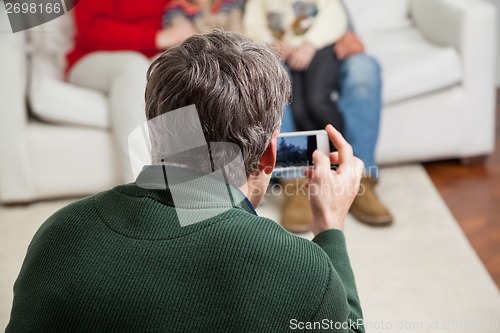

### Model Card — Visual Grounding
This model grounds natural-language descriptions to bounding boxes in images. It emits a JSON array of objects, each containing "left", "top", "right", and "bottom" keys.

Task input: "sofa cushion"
[
  {"left": 28, "top": 13, "right": 109, "bottom": 128},
  {"left": 362, "top": 28, "right": 463, "bottom": 104},
  {"left": 29, "top": 77, "right": 110, "bottom": 129},
  {"left": 343, "top": 0, "right": 411, "bottom": 34}
]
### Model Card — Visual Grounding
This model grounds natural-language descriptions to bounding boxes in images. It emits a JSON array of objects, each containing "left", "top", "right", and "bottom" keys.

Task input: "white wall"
[{"left": 484, "top": 0, "right": 500, "bottom": 86}]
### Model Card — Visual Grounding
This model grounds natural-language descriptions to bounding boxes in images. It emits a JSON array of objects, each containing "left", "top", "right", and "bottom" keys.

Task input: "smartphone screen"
[{"left": 276, "top": 135, "right": 318, "bottom": 168}]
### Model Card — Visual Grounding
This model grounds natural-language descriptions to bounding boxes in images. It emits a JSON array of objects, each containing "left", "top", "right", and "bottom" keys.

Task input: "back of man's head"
[{"left": 145, "top": 30, "right": 291, "bottom": 179}]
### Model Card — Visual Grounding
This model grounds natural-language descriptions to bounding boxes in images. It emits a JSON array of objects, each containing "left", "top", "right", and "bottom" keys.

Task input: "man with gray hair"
[{"left": 7, "top": 30, "right": 365, "bottom": 332}]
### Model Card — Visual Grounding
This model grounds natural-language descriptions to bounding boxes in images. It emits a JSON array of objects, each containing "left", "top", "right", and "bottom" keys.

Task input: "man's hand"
[
  {"left": 272, "top": 41, "right": 292, "bottom": 61},
  {"left": 155, "top": 23, "right": 197, "bottom": 50},
  {"left": 305, "top": 125, "right": 364, "bottom": 235},
  {"left": 334, "top": 32, "right": 365, "bottom": 60},
  {"left": 287, "top": 42, "right": 316, "bottom": 71}
]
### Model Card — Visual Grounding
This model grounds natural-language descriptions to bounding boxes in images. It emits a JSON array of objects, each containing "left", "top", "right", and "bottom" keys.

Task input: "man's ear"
[{"left": 259, "top": 129, "right": 279, "bottom": 175}]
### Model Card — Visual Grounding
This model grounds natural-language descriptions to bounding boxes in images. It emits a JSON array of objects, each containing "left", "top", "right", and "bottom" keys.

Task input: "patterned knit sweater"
[
  {"left": 6, "top": 166, "right": 364, "bottom": 332},
  {"left": 244, "top": 0, "right": 347, "bottom": 49}
]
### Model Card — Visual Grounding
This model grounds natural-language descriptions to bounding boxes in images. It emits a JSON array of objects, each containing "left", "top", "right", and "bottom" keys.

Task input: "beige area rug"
[
  {"left": 1, "top": 164, "right": 499, "bottom": 332},
  {"left": 257, "top": 164, "right": 500, "bottom": 332}
]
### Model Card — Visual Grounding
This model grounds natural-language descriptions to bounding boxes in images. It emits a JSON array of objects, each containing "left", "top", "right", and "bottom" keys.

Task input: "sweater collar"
[{"left": 122, "top": 165, "right": 257, "bottom": 217}]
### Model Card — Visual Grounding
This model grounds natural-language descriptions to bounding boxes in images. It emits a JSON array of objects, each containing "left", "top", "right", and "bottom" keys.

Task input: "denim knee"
[{"left": 341, "top": 54, "right": 382, "bottom": 92}]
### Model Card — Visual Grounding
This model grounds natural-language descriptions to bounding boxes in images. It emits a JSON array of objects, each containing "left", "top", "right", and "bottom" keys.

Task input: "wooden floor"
[{"left": 424, "top": 89, "right": 500, "bottom": 289}]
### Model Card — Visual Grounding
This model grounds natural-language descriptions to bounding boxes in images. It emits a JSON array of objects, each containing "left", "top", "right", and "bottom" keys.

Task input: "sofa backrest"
[
  {"left": 28, "top": 12, "right": 74, "bottom": 81},
  {"left": 343, "top": 0, "right": 411, "bottom": 35},
  {"left": 25, "top": 1, "right": 412, "bottom": 79}
]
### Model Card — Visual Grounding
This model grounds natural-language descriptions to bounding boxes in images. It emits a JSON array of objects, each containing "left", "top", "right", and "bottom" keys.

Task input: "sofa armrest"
[
  {"left": 0, "top": 7, "right": 35, "bottom": 202},
  {"left": 0, "top": 8, "right": 28, "bottom": 129},
  {"left": 411, "top": 0, "right": 497, "bottom": 156},
  {"left": 411, "top": 0, "right": 496, "bottom": 52}
]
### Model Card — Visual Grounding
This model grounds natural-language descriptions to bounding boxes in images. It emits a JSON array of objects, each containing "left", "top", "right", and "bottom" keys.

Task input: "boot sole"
[{"left": 349, "top": 209, "right": 393, "bottom": 226}]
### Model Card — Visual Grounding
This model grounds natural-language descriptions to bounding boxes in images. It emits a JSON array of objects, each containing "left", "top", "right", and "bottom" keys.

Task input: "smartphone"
[{"left": 275, "top": 130, "right": 330, "bottom": 171}]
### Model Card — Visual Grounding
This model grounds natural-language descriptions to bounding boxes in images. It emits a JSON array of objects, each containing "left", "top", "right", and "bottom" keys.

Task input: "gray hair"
[{"left": 144, "top": 30, "right": 291, "bottom": 181}]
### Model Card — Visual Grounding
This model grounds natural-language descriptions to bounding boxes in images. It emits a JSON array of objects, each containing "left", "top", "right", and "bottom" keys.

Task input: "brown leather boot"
[
  {"left": 280, "top": 179, "right": 312, "bottom": 233},
  {"left": 350, "top": 176, "right": 393, "bottom": 226}
]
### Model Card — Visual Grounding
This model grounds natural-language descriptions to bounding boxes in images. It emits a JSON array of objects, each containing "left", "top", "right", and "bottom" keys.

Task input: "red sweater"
[{"left": 66, "top": 0, "right": 167, "bottom": 72}]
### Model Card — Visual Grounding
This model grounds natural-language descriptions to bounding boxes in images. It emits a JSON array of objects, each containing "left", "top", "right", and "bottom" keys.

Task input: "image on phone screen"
[{"left": 276, "top": 135, "right": 317, "bottom": 168}]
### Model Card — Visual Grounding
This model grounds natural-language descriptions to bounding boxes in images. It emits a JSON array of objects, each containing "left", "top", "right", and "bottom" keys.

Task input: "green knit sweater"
[{"left": 7, "top": 166, "right": 364, "bottom": 333}]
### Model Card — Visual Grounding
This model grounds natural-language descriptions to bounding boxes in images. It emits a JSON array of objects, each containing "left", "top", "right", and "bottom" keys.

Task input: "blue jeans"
[
  {"left": 280, "top": 104, "right": 296, "bottom": 133},
  {"left": 338, "top": 54, "right": 382, "bottom": 175},
  {"left": 280, "top": 64, "right": 296, "bottom": 134},
  {"left": 280, "top": 53, "right": 382, "bottom": 175}
]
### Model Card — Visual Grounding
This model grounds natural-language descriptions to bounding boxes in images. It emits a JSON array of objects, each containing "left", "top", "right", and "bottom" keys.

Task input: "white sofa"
[{"left": 0, "top": 0, "right": 497, "bottom": 203}]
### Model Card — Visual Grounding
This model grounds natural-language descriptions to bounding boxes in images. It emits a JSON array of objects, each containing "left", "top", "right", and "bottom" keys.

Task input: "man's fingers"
[
  {"left": 333, "top": 43, "right": 340, "bottom": 56},
  {"left": 287, "top": 55, "right": 296, "bottom": 70},
  {"left": 304, "top": 168, "right": 311, "bottom": 179},
  {"left": 295, "top": 57, "right": 306, "bottom": 71},
  {"left": 334, "top": 44, "right": 346, "bottom": 60},
  {"left": 289, "top": 57, "right": 302, "bottom": 71},
  {"left": 312, "top": 150, "right": 331, "bottom": 178},
  {"left": 354, "top": 157, "right": 364, "bottom": 178},
  {"left": 325, "top": 125, "right": 354, "bottom": 169},
  {"left": 352, "top": 157, "right": 365, "bottom": 193},
  {"left": 330, "top": 152, "right": 340, "bottom": 165}
]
